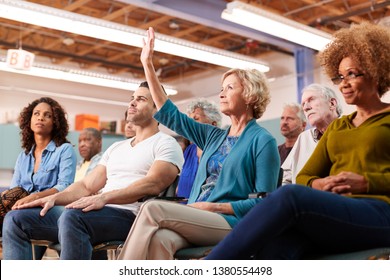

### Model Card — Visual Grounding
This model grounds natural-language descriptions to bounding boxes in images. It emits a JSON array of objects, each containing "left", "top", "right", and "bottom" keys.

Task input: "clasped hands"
[{"left": 312, "top": 171, "right": 368, "bottom": 194}]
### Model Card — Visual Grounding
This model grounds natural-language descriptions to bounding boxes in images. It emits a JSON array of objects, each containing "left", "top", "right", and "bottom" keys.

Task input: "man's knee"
[{"left": 58, "top": 208, "right": 83, "bottom": 228}]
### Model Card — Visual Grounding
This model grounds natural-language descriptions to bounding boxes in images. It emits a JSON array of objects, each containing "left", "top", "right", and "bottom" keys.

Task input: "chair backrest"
[
  {"left": 277, "top": 167, "right": 283, "bottom": 187},
  {"left": 157, "top": 176, "right": 179, "bottom": 198},
  {"left": 138, "top": 176, "right": 180, "bottom": 202}
]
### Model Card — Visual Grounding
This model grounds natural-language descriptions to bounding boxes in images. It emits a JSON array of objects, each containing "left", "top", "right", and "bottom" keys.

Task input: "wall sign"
[{"left": 6, "top": 49, "right": 35, "bottom": 70}]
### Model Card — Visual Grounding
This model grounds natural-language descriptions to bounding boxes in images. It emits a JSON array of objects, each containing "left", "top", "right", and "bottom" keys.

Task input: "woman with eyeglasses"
[{"left": 205, "top": 22, "right": 390, "bottom": 260}]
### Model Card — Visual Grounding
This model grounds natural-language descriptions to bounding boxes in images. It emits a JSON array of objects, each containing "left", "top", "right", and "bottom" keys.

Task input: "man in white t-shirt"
[
  {"left": 281, "top": 83, "right": 342, "bottom": 185},
  {"left": 3, "top": 82, "right": 184, "bottom": 260}
]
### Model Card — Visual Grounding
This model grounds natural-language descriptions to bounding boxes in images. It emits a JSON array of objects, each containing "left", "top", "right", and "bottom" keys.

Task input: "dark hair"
[
  {"left": 139, "top": 81, "right": 167, "bottom": 95},
  {"left": 19, "top": 97, "right": 70, "bottom": 153}
]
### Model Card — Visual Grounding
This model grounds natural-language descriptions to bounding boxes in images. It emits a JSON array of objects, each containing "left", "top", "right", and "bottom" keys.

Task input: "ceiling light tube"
[
  {"left": 0, "top": 0, "right": 269, "bottom": 72},
  {"left": 221, "top": 1, "right": 332, "bottom": 51},
  {"left": 0, "top": 60, "right": 177, "bottom": 95},
  {"left": 0, "top": 85, "right": 130, "bottom": 107}
]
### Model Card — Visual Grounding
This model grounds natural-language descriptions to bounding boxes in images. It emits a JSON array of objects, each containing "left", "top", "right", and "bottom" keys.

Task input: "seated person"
[
  {"left": 278, "top": 103, "right": 306, "bottom": 165},
  {"left": 2, "top": 82, "right": 184, "bottom": 260},
  {"left": 177, "top": 99, "right": 222, "bottom": 199},
  {"left": 74, "top": 127, "right": 103, "bottom": 182},
  {"left": 0, "top": 97, "right": 76, "bottom": 233},
  {"left": 205, "top": 22, "right": 390, "bottom": 260},
  {"left": 282, "top": 84, "right": 341, "bottom": 185},
  {"left": 116, "top": 27, "right": 280, "bottom": 260},
  {"left": 124, "top": 110, "right": 136, "bottom": 139},
  {"left": 174, "top": 135, "right": 190, "bottom": 153}
]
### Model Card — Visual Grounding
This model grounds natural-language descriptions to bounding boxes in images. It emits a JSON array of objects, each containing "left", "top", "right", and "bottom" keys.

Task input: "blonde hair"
[{"left": 222, "top": 68, "right": 271, "bottom": 119}]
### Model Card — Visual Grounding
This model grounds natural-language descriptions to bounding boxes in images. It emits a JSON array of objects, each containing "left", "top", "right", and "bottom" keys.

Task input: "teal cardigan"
[{"left": 154, "top": 100, "right": 280, "bottom": 227}]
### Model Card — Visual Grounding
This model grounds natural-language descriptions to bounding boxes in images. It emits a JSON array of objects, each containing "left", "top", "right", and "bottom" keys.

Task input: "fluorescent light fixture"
[
  {"left": 0, "top": 0, "right": 269, "bottom": 72},
  {"left": 0, "top": 60, "right": 178, "bottom": 95},
  {"left": 222, "top": 1, "right": 332, "bottom": 51},
  {"left": 0, "top": 85, "right": 130, "bottom": 107}
]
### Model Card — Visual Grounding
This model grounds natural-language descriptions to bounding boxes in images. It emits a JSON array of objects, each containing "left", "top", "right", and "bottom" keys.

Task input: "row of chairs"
[
  {"left": 29, "top": 170, "right": 390, "bottom": 260},
  {"left": 30, "top": 177, "right": 181, "bottom": 260}
]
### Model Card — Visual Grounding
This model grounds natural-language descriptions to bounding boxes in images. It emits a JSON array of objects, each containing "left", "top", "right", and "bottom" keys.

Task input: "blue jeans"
[
  {"left": 3, "top": 205, "right": 136, "bottom": 260},
  {"left": 3, "top": 206, "right": 64, "bottom": 260},
  {"left": 205, "top": 185, "right": 390, "bottom": 259}
]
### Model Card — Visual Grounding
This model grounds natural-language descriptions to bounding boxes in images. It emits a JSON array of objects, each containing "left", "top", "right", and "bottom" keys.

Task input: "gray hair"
[
  {"left": 283, "top": 102, "right": 307, "bottom": 123},
  {"left": 302, "top": 83, "right": 343, "bottom": 117},
  {"left": 186, "top": 99, "right": 222, "bottom": 127},
  {"left": 83, "top": 127, "right": 102, "bottom": 141}
]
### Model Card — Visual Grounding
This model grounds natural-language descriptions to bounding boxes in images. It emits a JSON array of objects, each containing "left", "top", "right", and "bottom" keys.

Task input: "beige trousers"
[{"left": 117, "top": 200, "right": 232, "bottom": 260}]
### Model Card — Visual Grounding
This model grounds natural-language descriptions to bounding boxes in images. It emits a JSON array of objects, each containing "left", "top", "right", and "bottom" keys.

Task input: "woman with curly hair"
[
  {"left": 205, "top": 22, "right": 390, "bottom": 260},
  {"left": 0, "top": 97, "right": 76, "bottom": 229},
  {"left": 117, "top": 27, "right": 280, "bottom": 260}
]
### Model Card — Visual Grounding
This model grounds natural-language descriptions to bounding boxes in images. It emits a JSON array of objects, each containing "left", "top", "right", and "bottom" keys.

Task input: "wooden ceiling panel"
[{"left": 0, "top": 0, "right": 389, "bottom": 83}]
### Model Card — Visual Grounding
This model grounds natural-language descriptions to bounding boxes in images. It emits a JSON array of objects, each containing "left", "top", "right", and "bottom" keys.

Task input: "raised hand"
[{"left": 140, "top": 27, "right": 155, "bottom": 66}]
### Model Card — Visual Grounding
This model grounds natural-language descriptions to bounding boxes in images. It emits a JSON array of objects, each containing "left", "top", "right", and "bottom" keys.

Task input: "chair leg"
[
  {"left": 30, "top": 239, "right": 52, "bottom": 260},
  {"left": 107, "top": 249, "right": 115, "bottom": 260},
  {"left": 31, "top": 244, "right": 37, "bottom": 260}
]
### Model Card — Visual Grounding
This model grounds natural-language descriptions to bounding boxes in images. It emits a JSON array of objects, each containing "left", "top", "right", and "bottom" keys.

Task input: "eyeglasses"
[{"left": 331, "top": 72, "right": 364, "bottom": 85}]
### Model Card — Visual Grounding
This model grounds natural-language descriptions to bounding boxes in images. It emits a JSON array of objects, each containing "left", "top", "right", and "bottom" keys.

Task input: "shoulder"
[
  {"left": 59, "top": 142, "right": 73, "bottom": 149},
  {"left": 326, "top": 114, "right": 351, "bottom": 131},
  {"left": 299, "top": 128, "right": 314, "bottom": 139},
  {"left": 55, "top": 142, "right": 75, "bottom": 153},
  {"left": 247, "top": 120, "right": 275, "bottom": 140},
  {"left": 154, "top": 132, "right": 181, "bottom": 147},
  {"left": 107, "top": 139, "right": 128, "bottom": 149}
]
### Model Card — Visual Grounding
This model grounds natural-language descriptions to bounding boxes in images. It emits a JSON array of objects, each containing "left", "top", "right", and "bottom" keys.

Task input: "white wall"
[{"left": 0, "top": 72, "right": 134, "bottom": 133}]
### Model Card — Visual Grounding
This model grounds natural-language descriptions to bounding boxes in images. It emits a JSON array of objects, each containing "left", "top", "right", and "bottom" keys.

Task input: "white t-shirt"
[{"left": 99, "top": 131, "right": 184, "bottom": 215}]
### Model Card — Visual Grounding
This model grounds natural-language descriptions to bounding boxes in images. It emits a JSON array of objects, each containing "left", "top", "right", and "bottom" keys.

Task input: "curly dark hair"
[
  {"left": 19, "top": 97, "right": 70, "bottom": 153},
  {"left": 318, "top": 22, "right": 390, "bottom": 97}
]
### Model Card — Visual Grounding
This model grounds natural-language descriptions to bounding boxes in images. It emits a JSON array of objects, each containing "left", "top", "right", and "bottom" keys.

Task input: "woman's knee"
[
  {"left": 3, "top": 209, "right": 36, "bottom": 232},
  {"left": 269, "top": 184, "right": 303, "bottom": 201},
  {"left": 139, "top": 200, "right": 172, "bottom": 219},
  {"left": 3, "top": 210, "right": 20, "bottom": 233},
  {"left": 140, "top": 200, "right": 166, "bottom": 213},
  {"left": 148, "top": 229, "right": 189, "bottom": 260}
]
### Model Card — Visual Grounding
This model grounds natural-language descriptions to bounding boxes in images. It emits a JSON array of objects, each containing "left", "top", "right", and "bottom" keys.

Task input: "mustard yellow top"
[{"left": 297, "top": 109, "right": 390, "bottom": 204}]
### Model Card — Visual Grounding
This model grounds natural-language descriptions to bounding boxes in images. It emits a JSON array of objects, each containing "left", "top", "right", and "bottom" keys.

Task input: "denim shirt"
[{"left": 10, "top": 140, "right": 77, "bottom": 193}]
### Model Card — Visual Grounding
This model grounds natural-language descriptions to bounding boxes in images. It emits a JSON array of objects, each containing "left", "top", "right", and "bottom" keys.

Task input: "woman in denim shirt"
[{"left": 4, "top": 97, "right": 76, "bottom": 210}]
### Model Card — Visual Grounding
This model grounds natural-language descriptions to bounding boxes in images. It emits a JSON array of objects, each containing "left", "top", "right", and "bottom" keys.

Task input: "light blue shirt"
[{"left": 10, "top": 140, "right": 77, "bottom": 193}]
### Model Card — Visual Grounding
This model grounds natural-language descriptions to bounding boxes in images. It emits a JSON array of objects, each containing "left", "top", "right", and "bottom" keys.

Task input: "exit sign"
[{"left": 6, "top": 49, "right": 35, "bottom": 70}]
